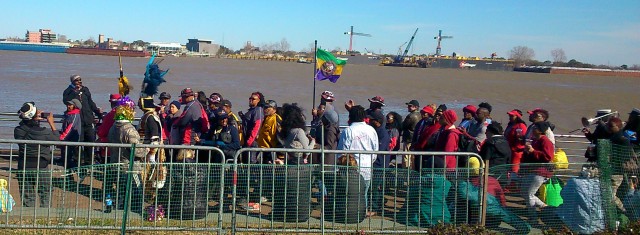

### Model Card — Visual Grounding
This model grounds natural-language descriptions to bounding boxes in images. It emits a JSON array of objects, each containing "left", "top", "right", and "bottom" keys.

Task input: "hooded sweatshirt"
[{"left": 60, "top": 108, "right": 82, "bottom": 141}]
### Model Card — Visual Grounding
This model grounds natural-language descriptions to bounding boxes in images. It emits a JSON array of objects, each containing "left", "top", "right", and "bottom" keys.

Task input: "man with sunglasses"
[{"left": 62, "top": 74, "right": 102, "bottom": 165}]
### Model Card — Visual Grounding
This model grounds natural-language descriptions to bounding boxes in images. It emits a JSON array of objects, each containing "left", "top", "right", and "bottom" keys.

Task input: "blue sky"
[{"left": 2, "top": 0, "right": 639, "bottom": 65}]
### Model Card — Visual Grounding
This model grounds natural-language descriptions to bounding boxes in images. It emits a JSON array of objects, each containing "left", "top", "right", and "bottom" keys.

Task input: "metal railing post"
[{"left": 120, "top": 143, "right": 136, "bottom": 235}]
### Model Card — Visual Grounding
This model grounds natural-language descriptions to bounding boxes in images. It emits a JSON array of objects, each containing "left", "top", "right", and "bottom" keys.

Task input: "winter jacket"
[
  {"left": 402, "top": 110, "right": 421, "bottom": 143},
  {"left": 505, "top": 122, "right": 527, "bottom": 153},
  {"left": 387, "top": 127, "right": 400, "bottom": 151},
  {"left": 60, "top": 109, "right": 82, "bottom": 142},
  {"left": 14, "top": 121, "right": 60, "bottom": 169},
  {"left": 522, "top": 135, "right": 554, "bottom": 178},
  {"left": 62, "top": 85, "right": 101, "bottom": 127},
  {"left": 97, "top": 109, "right": 116, "bottom": 142},
  {"left": 338, "top": 122, "right": 379, "bottom": 181},
  {"left": 257, "top": 114, "right": 281, "bottom": 148},
  {"left": 479, "top": 135, "right": 512, "bottom": 168},
  {"left": 107, "top": 121, "right": 146, "bottom": 164},
  {"left": 433, "top": 125, "right": 462, "bottom": 169},
  {"left": 412, "top": 118, "right": 429, "bottom": 145},
  {"left": 414, "top": 122, "right": 441, "bottom": 151},
  {"left": 209, "top": 125, "right": 241, "bottom": 151},
  {"left": 373, "top": 125, "right": 390, "bottom": 168},
  {"left": 243, "top": 106, "right": 264, "bottom": 147},
  {"left": 174, "top": 100, "right": 207, "bottom": 145}
]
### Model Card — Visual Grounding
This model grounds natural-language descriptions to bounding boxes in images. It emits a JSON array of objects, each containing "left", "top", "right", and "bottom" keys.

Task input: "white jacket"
[{"left": 338, "top": 122, "right": 379, "bottom": 181}]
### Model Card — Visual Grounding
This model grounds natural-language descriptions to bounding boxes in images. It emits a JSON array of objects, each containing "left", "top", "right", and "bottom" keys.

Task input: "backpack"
[{"left": 457, "top": 133, "right": 479, "bottom": 168}]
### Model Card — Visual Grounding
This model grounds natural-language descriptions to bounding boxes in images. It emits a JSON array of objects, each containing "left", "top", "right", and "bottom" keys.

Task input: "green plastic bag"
[{"left": 543, "top": 177, "right": 564, "bottom": 207}]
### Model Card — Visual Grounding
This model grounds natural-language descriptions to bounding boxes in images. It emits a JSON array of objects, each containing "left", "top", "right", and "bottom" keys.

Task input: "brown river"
[{"left": 0, "top": 50, "right": 638, "bottom": 139}]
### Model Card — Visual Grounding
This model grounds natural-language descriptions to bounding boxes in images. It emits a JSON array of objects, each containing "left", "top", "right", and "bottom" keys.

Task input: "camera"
[{"left": 41, "top": 112, "right": 50, "bottom": 118}]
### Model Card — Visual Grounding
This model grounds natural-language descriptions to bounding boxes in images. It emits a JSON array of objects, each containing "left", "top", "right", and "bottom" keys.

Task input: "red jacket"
[
  {"left": 522, "top": 135, "right": 554, "bottom": 177},
  {"left": 97, "top": 109, "right": 116, "bottom": 143},
  {"left": 434, "top": 125, "right": 462, "bottom": 169},
  {"left": 414, "top": 122, "right": 441, "bottom": 151},
  {"left": 505, "top": 122, "right": 527, "bottom": 152}
]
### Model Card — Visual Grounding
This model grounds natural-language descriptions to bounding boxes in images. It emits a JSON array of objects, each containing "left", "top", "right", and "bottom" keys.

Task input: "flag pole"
[{"left": 312, "top": 40, "right": 318, "bottom": 109}]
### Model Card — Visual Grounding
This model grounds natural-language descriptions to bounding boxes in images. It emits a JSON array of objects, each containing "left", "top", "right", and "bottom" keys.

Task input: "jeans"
[{"left": 17, "top": 169, "right": 51, "bottom": 207}]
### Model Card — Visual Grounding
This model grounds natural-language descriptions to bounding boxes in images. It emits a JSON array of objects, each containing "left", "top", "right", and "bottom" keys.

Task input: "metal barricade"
[
  {"left": 229, "top": 148, "right": 485, "bottom": 234},
  {"left": 0, "top": 139, "right": 226, "bottom": 234}
]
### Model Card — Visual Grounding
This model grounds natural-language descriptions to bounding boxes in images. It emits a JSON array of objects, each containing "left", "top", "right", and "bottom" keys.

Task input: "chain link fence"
[{"left": 1, "top": 138, "right": 638, "bottom": 234}]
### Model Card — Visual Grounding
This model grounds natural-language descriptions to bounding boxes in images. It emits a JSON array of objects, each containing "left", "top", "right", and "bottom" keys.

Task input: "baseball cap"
[
  {"left": 321, "top": 91, "right": 335, "bottom": 102},
  {"left": 507, "top": 109, "right": 523, "bottom": 118},
  {"left": 214, "top": 108, "right": 229, "bottom": 120},
  {"left": 159, "top": 92, "right": 171, "bottom": 100},
  {"left": 368, "top": 96, "right": 385, "bottom": 106},
  {"left": 630, "top": 108, "right": 640, "bottom": 116},
  {"left": 181, "top": 88, "right": 194, "bottom": 97},
  {"left": 109, "top": 94, "right": 122, "bottom": 102},
  {"left": 405, "top": 100, "right": 419, "bottom": 107},
  {"left": 220, "top": 99, "right": 232, "bottom": 107},
  {"left": 420, "top": 106, "right": 435, "bottom": 116},
  {"left": 527, "top": 108, "right": 544, "bottom": 115},
  {"left": 367, "top": 111, "right": 385, "bottom": 123},
  {"left": 264, "top": 100, "right": 277, "bottom": 109}
]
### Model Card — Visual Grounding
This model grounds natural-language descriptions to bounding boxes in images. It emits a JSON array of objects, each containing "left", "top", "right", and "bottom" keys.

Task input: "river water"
[{"left": 0, "top": 50, "right": 638, "bottom": 139}]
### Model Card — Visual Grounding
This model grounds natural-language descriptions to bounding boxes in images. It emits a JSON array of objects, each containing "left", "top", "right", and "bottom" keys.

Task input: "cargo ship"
[
  {"left": 0, "top": 41, "right": 70, "bottom": 53},
  {"left": 66, "top": 47, "right": 150, "bottom": 57}
]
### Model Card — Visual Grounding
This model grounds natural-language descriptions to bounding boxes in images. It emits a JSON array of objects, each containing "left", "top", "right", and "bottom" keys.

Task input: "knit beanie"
[{"left": 443, "top": 110, "right": 458, "bottom": 125}]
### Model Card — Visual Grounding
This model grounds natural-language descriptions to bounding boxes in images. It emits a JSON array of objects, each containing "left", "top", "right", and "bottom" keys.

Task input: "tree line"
[{"left": 509, "top": 46, "right": 639, "bottom": 70}]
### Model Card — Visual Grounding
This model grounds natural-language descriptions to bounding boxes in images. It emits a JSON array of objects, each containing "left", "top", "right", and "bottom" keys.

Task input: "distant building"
[
  {"left": 148, "top": 42, "right": 183, "bottom": 55},
  {"left": 39, "top": 29, "right": 56, "bottom": 43},
  {"left": 25, "top": 29, "right": 57, "bottom": 43},
  {"left": 186, "top": 39, "right": 220, "bottom": 55},
  {"left": 26, "top": 31, "right": 41, "bottom": 43}
]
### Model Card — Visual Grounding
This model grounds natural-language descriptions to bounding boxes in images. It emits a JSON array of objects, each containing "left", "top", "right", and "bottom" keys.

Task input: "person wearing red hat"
[
  {"left": 429, "top": 109, "right": 462, "bottom": 169},
  {"left": 174, "top": 88, "right": 209, "bottom": 148},
  {"left": 459, "top": 105, "right": 477, "bottom": 130},
  {"left": 97, "top": 94, "right": 122, "bottom": 143},
  {"left": 505, "top": 109, "right": 527, "bottom": 173},
  {"left": 366, "top": 96, "right": 386, "bottom": 127}
]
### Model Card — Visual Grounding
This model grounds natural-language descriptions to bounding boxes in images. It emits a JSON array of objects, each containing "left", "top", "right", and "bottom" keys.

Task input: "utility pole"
[
  {"left": 343, "top": 26, "right": 371, "bottom": 54},
  {"left": 434, "top": 30, "right": 453, "bottom": 56}
]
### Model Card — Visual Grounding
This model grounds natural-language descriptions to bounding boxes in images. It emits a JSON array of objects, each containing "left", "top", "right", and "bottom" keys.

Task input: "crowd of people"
[{"left": 11, "top": 74, "right": 640, "bottom": 232}]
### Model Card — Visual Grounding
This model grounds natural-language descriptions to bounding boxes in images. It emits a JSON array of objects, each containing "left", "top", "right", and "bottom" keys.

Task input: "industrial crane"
[
  {"left": 344, "top": 26, "right": 371, "bottom": 55},
  {"left": 434, "top": 30, "right": 453, "bottom": 56},
  {"left": 394, "top": 28, "right": 418, "bottom": 63}
]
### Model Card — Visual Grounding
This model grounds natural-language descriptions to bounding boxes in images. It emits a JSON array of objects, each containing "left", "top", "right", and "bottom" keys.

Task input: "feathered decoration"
[
  {"left": 114, "top": 96, "right": 135, "bottom": 122},
  {"left": 118, "top": 53, "right": 133, "bottom": 96},
  {"left": 141, "top": 53, "right": 169, "bottom": 97}
]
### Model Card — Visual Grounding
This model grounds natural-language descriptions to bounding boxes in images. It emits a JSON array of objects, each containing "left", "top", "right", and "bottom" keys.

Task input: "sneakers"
[{"left": 242, "top": 202, "right": 260, "bottom": 211}]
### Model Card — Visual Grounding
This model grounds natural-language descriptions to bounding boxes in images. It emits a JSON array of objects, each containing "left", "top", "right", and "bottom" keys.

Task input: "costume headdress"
[
  {"left": 114, "top": 96, "right": 136, "bottom": 122},
  {"left": 141, "top": 54, "right": 169, "bottom": 97}
]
